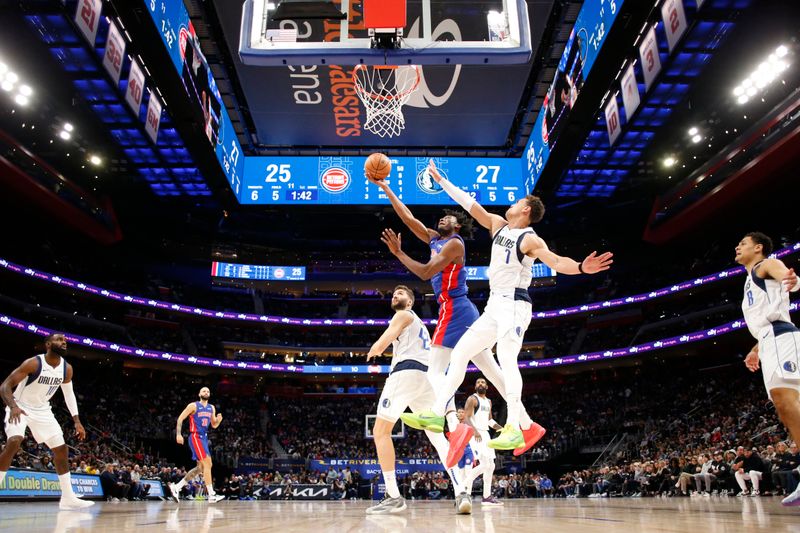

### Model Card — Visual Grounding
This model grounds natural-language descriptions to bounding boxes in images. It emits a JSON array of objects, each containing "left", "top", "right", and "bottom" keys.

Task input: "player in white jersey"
[
  {"left": 401, "top": 159, "right": 612, "bottom": 458},
  {"left": 735, "top": 232, "right": 800, "bottom": 506},
  {"left": 365, "top": 286, "right": 472, "bottom": 515},
  {"left": 460, "top": 378, "right": 504, "bottom": 506},
  {"left": 0, "top": 333, "right": 93, "bottom": 510}
]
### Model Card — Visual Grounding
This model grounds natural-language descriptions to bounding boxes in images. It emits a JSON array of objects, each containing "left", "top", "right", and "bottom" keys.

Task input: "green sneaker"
[
  {"left": 399, "top": 410, "right": 445, "bottom": 432},
  {"left": 488, "top": 424, "right": 524, "bottom": 450}
]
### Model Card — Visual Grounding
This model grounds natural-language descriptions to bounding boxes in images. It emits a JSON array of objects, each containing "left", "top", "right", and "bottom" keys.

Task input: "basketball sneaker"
[
  {"left": 481, "top": 496, "right": 504, "bottom": 506},
  {"left": 455, "top": 492, "right": 472, "bottom": 514},
  {"left": 208, "top": 493, "right": 225, "bottom": 503},
  {"left": 168, "top": 482, "right": 181, "bottom": 503},
  {"left": 399, "top": 410, "right": 445, "bottom": 432},
  {"left": 513, "top": 422, "right": 547, "bottom": 457},
  {"left": 366, "top": 496, "right": 407, "bottom": 514},
  {"left": 781, "top": 484, "right": 800, "bottom": 506},
  {"left": 59, "top": 494, "right": 95, "bottom": 510},
  {"left": 445, "top": 423, "right": 475, "bottom": 469},
  {"left": 488, "top": 424, "right": 524, "bottom": 450}
]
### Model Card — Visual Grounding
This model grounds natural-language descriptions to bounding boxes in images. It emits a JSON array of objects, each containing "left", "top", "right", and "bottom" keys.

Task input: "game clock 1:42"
[{"left": 240, "top": 156, "right": 525, "bottom": 205}]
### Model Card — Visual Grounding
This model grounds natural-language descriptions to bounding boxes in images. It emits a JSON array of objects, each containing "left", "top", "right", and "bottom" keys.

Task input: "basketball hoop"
[{"left": 353, "top": 64, "right": 421, "bottom": 138}]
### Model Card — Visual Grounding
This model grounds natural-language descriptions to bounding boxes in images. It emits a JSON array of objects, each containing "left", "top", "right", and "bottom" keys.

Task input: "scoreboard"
[
  {"left": 211, "top": 262, "right": 306, "bottom": 281},
  {"left": 466, "top": 263, "right": 556, "bottom": 281},
  {"left": 240, "top": 156, "right": 525, "bottom": 205}
]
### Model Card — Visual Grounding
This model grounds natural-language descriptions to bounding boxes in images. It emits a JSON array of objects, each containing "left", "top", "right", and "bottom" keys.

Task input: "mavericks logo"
[
  {"left": 784, "top": 361, "right": 798, "bottom": 373},
  {"left": 320, "top": 167, "right": 351, "bottom": 193},
  {"left": 416, "top": 168, "right": 444, "bottom": 195}
]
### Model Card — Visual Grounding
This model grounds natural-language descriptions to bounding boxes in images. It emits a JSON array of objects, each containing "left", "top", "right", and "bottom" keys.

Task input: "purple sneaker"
[{"left": 481, "top": 496, "right": 504, "bottom": 506}]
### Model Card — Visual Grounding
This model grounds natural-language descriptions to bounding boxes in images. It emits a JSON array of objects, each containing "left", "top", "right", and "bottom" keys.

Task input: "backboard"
[{"left": 239, "top": 0, "right": 531, "bottom": 65}]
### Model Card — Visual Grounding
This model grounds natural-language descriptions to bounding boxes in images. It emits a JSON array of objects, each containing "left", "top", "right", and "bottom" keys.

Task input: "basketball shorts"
[
  {"left": 467, "top": 292, "right": 532, "bottom": 350},
  {"left": 759, "top": 323, "right": 800, "bottom": 399},
  {"left": 458, "top": 444, "right": 474, "bottom": 469},
  {"left": 4, "top": 404, "right": 63, "bottom": 445},
  {"left": 471, "top": 430, "right": 496, "bottom": 461},
  {"left": 189, "top": 433, "right": 210, "bottom": 461},
  {"left": 377, "top": 369, "right": 435, "bottom": 423},
  {"left": 432, "top": 297, "right": 480, "bottom": 349}
]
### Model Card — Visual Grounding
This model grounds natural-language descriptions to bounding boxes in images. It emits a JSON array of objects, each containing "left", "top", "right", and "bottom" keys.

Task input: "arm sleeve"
[
  {"left": 438, "top": 177, "right": 476, "bottom": 212},
  {"left": 61, "top": 381, "right": 79, "bottom": 417}
]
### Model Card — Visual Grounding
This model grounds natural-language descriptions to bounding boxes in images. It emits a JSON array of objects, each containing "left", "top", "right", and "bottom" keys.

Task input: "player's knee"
[
  {"left": 771, "top": 389, "right": 799, "bottom": 413},
  {"left": 45, "top": 435, "right": 66, "bottom": 450},
  {"left": 4, "top": 436, "right": 23, "bottom": 450}
]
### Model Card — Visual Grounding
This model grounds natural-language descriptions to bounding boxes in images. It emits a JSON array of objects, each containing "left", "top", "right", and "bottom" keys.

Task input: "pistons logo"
[
  {"left": 273, "top": 268, "right": 285, "bottom": 279},
  {"left": 320, "top": 167, "right": 351, "bottom": 193}
]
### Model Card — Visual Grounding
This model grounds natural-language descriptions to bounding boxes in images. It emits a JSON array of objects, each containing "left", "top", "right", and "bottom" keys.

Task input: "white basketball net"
[{"left": 353, "top": 65, "right": 421, "bottom": 138}]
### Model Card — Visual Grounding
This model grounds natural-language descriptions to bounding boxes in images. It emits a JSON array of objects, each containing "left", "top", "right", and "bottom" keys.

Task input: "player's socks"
[
  {"left": 0, "top": 471, "right": 6, "bottom": 485},
  {"left": 58, "top": 473, "right": 75, "bottom": 497},
  {"left": 505, "top": 393, "right": 521, "bottom": 428},
  {"left": 383, "top": 470, "right": 401, "bottom": 499}
]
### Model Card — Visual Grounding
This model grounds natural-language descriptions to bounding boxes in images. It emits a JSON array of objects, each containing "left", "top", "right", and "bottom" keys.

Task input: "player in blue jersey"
[
  {"left": 169, "top": 387, "right": 224, "bottom": 503},
  {"left": 369, "top": 175, "right": 545, "bottom": 471}
]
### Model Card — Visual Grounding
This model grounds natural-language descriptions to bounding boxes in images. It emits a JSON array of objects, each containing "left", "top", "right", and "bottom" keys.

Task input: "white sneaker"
[
  {"left": 750, "top": 490, "right": 760, "bottom": 497},
  {"left": 59, "top": 495, "right": 95, "bottom": 510},
  {"left": 208, "top": 493, "right": 225, "bottom": 503},
  {"left": 781, "top": 485, "right": 800, "bottom": 506},
  {"left": 455, "top": 492, "right": 472, "bottom": 514},
  {"left": 168, "top": 483, "right": 181, "bottom": 503}
]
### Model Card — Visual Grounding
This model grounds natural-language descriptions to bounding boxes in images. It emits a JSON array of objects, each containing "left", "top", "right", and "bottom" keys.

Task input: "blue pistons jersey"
[{"left": 189, "top": 402, "right": 214, "bottom": 436}]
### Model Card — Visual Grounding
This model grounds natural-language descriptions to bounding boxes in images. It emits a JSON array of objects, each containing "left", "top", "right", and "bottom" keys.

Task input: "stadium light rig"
[{"left": 733, "top": 44, "right": 791, "bottom": 105}]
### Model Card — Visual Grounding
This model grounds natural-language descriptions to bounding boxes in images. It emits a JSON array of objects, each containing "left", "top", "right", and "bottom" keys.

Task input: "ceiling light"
[
  {"left": 0, "top": 80, "right": 12, "bottom": 92},
  {"left": 63, "top": 123, "right": 74, "bottom": 132},
  {"left": 18, "top": 85, "right": 32, "bottom": 96},
  {"left": 691, "top": 134, "right": 702, "bottom": 143},
  {"left": 59, "top": 130, "right": 71, "bottom": 140},
  {"left": 4, "top": 71, "right": 18, "bottom": 84},
  {"left": 89, "top": 155, "right": 102, "bottom": 166},
  {"left": 663, "top": 157, "right": 676, "bottom": 167},
  {"left": 14, "top": 94, "right": 28, "bottom": 106},
  {"left": 0, "top": 63, "right": 7, "bottom": 75},
  {"left": 776, "top": 45, "right": 788, "bottom": 57},
  {"left": 688, "top": 127, "right": 698, "bottom": 136},
  {"left": 733, "top": 86, "right": 744, "bottom": 96},
  {"left": 746, "top": 86, "right": 757, "bottom": 97}
]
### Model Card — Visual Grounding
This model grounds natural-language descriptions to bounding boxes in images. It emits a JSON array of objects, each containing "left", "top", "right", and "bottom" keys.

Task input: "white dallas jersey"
[
  {"left": 468, "top": 394, "right": 492, "bottom": 432},
  {"left": 14, "top": 354, "right": 66, "bottom": 409},
  {"left": 390, "top": 311, "right": 430, "bottom": 370},
  {"left": 488, "top": 225, "right": 537, "bottom": 292},
  {"left": 742, "top": 261, "right": 792, "bottom": 338}
]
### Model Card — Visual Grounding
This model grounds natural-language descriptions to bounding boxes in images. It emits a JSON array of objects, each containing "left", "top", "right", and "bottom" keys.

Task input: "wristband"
[{"left": 578, "top": 261, "right": 585, "bottom": 274}]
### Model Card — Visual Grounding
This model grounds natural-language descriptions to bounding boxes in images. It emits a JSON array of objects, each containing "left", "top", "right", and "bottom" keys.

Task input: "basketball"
[{"left": 365, "top": 153, "right": 391, "bottom": 180}]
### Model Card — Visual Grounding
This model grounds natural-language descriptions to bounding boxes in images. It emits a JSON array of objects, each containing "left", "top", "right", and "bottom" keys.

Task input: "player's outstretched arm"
[
  {"left": 175, "top": 403, "right": 196, "bottom": 445},
  {"left": 381, "top": 228, "right": 463, "bottom": 280},
  {"left": 427, "top": 159, "right": 506, "bottom": 235},
  {"left": 0, "top": 358, "right": 38, "bottom": 424},
  {"left": 521, "top": 234, "right": 613, "bottom": 275},
  {"left": 367, "top": 175, "right": 438, "bottom": 243},
  {"left": 60, "top": 364, "right": 86, "bottom": 441},
  {"left": 367, "top": 311, "right": 414, "bottom": 361},
  {"left": 757, "top": 259, "right": 799, "bottom": 292}
]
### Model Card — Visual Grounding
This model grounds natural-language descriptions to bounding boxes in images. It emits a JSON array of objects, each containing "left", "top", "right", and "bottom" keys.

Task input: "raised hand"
[
  {"left": 581, "top": 251, "right": 614, "bottom": 274},
  {"left": 427, "top": 159, "right": 443, "bottom": 183},
  {"left": 381, "top": 229, "right": 403, "bottom": 255}
]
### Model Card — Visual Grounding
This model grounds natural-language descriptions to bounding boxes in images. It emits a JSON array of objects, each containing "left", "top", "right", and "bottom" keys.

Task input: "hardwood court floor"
[{"left": 1, "top": 497, "right": 799, "bottom": 532}]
